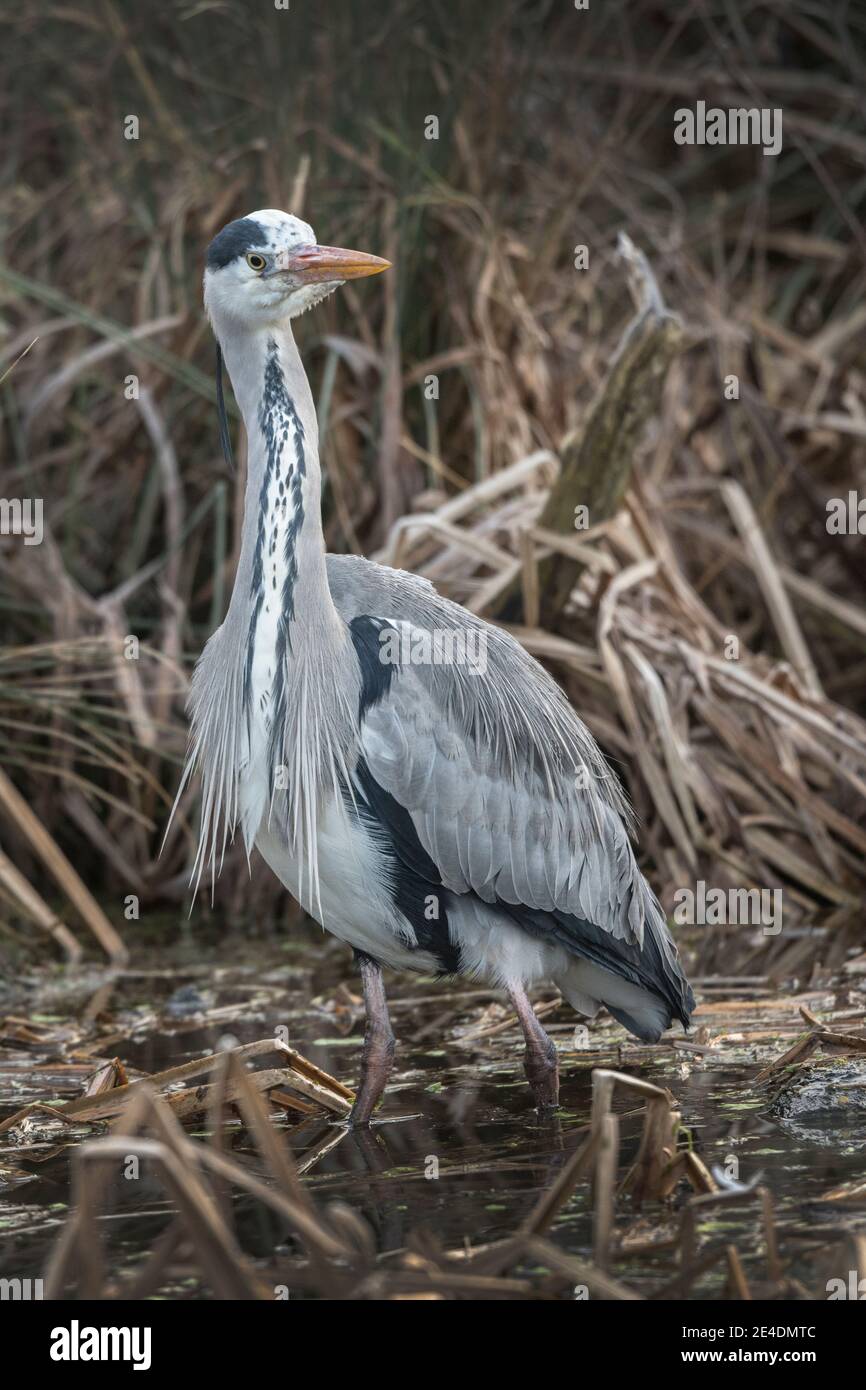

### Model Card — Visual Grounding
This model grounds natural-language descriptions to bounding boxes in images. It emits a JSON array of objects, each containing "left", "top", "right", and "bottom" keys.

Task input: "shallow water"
[{"left": 1, "top": 926, "right": 864, "bottom": 1299}]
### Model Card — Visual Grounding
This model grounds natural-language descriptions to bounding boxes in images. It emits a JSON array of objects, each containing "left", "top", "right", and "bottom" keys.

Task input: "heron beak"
[{"left": 280, "top": 244, "right": 391, "bottom": 284}]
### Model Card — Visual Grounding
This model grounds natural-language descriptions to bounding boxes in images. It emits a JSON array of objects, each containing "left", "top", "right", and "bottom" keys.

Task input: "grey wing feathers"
[
  {"left": 329, "top": 553, "right": 692, "bottom": 1028},
  {"left": 327, "top": 554, "right": 678, "bottom": 963},
  {"left": 361, "top": 664, "right": 654, "bottom": 948}
]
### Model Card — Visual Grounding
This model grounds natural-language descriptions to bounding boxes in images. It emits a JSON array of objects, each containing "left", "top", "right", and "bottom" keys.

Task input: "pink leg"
[
  {"left": 508, "top": 982, "right": 559, "bottom": 1109},
  {"left": 349, "top": 953, "right": 396, "bottom": 1126}
]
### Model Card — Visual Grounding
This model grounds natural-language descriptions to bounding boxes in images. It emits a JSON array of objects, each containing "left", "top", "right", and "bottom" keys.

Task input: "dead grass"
[{"left": 0, "top": 2, "right": 863, "bottom": 986}]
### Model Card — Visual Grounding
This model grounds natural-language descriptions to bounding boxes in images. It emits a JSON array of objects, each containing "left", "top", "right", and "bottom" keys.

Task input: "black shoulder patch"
[
  {"left": 350, "top": 758, "right": 461, "bottom": 975},
  {"left": 349, "top": 615, "right": 399, "bottom": 719},
  {"left": 206, "top": 217, "right": 268, "bottom": 270}
]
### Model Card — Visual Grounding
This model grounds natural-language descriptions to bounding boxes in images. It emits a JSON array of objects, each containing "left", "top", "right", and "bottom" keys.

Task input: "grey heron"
[{"left": 174, "top": 208, "right": 694, "bottom": 1124}]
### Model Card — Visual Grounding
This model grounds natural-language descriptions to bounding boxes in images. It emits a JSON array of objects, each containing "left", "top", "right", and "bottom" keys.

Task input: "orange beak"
[{"left": 280, "top": 244, "right": 391, "bottom": 283}]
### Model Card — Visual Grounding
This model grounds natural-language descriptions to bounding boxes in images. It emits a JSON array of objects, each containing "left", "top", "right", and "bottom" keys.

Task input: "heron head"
[{"left": 203, "top": 209, "right": 390, "bottom": 329}]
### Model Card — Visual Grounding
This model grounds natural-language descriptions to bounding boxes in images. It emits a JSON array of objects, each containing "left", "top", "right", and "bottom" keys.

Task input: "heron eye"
[{"left": 246, "top": 253, "right": 266, "bottom": 272}]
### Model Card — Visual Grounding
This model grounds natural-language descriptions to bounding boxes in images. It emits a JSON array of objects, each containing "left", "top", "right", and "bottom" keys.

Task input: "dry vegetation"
[
  {"left": 0, "top": 0, "right": 865, "bottom": 1303},
  {"left": 1, "top": 0, "right": 864, "bottom": 973}
]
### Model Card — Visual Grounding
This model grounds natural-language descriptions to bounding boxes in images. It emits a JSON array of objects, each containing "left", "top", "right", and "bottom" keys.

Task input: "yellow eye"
[{"left": 246, "top": 253, "right": 266, "bottom": 272}]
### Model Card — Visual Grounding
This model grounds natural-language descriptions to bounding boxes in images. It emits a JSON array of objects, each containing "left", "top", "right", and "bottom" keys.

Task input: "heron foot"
[
  {"left": 523, "top": 1035, "right": 560, "bottom": 1110},
  {"left": 348, "top": 1026, "right": 396, "bottom": 1125}
]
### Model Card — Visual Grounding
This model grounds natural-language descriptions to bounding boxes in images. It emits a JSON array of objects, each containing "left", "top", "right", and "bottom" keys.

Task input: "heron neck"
[{"left": 218, "top": 322, "right": 341, "bottom": 642}]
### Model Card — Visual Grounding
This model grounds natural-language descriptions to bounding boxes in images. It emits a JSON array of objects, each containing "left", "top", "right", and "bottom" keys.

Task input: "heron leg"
[
  {"left": 349, "top": 952, "right": 396, "bottom": 1126},
  {"left": 508, "top": 982, "right": 559, "bottom": 1109}
]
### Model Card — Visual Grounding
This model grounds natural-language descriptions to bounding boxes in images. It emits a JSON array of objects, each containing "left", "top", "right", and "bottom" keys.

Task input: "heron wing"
[
  {"left": 348, "top": 612, "right": 664, "bottom": 953},
  {"left": 328, "top": 558, "right": 692, "bottom": 1025}
]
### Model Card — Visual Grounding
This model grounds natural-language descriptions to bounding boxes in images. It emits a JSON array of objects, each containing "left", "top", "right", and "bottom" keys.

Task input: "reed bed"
[{"left": 0, "top": 0, "right": 863, "bottom": 986}]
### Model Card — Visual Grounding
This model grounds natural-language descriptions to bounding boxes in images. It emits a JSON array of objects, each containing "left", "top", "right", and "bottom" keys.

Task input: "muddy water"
[{"left": 1, "top": 927, "right": 863, "bottom": 1299}]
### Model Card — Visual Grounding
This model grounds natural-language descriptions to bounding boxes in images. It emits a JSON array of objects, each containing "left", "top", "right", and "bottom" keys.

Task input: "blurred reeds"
[{"left": 0, "top": 0, "right": 864, "bottom": 963}]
